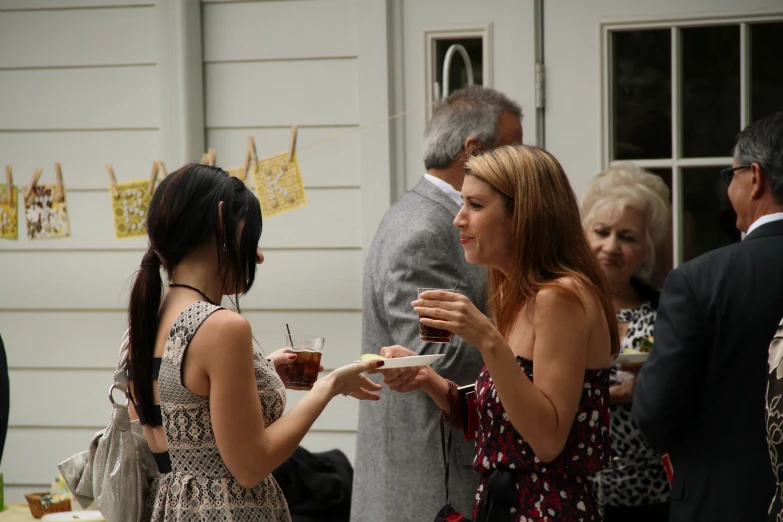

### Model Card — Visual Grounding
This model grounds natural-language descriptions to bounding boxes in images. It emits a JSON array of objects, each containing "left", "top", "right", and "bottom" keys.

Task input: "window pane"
[
  {"left": 647, "top": 168, "right": 673, "bottom": 283},
  {"left": 682, "top": 167, "right": 740, "bottom": 261},
  {"left": 612, "top": 30, "right": 672, "bottom": 160},
  {"left": 435, "top": 38, "right": 483, "bottom": 94},
  {"left": 681, "top": 25, "right": 740, "bottom": 158},
  {"left": 750, "top": 22, "right": 783, "bottom": 122}
]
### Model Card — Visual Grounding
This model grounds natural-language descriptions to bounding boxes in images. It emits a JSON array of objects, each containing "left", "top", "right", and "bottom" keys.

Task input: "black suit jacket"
[{"left": 633, "top": 219, "right": 783, "bottom": 522}]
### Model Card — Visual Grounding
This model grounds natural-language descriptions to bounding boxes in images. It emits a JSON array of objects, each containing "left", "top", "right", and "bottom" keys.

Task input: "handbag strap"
[{"left": 439, "top": 416, "right": 453, "bottom": 502}]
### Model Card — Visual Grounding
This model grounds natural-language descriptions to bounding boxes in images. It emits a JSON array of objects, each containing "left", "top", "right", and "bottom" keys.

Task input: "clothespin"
[
  {"left": 1, "top": 166, "right": 11, "bottom": 205},
  {"left": 200, "top": 152, "right": 209, "bottom": 164},
  {"left": 238, "top": 136, "right": 258, "bottom": 184},
  {"left": 105, "top": 165, "right": 119, "bottom": 199},
  {"left": 25, "top": 168, "right": 43, "bottom": 204},
  {"left": 157, "top": 160, "right": 167, "bottom": 177},
  {"left": 209, "top": 148, "right": 216, "bottom": 166},
  {"left": 148, "top": 161, "right": 160, "bottom": 196},
  {"left": 288, "top": 125, "right": 298, "bottom": 163},
  {"left": 52, "top": 163, "right": 66, "bottom": 203}
]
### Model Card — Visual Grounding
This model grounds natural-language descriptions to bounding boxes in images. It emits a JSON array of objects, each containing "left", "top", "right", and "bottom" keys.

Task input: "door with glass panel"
[
  {"left": 606, "top": 16, "right": 783, "bottom": 268},
  {"left": 393, "top": 0, "right": 538, "bottom": 193}
]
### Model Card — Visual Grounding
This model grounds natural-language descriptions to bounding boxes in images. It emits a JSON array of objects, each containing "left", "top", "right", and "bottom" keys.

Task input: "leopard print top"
[{"left": 592, "top": 302, "right": 671, "bottom": 508}]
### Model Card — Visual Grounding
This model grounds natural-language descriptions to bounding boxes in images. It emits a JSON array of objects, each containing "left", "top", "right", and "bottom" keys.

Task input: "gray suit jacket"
[{"left": 351, "top": 178, "right": 487, "bottom": 521}]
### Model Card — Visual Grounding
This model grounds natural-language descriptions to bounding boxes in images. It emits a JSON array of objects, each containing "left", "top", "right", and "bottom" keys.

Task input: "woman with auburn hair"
[{"left": 381, "top": 145, "right": 618, "bottom": 521}]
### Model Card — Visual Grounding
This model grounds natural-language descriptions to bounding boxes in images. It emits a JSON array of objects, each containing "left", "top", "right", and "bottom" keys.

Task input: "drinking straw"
[{"left": 286, "top": 323, "right": 294, "bottom": 347}]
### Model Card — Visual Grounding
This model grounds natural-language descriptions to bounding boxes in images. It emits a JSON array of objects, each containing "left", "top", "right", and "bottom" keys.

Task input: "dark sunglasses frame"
[{"left": 721, "top": 164, "right": 752, "bottom": 186}]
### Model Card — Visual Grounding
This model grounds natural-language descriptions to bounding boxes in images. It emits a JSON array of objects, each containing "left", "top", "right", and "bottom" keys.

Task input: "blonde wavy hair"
[
  {"left": 580, "top": 163, "right": 671, "bottom": 283},
  {"left": 465, "top": 145, "right": 620, "bottom": 357}
]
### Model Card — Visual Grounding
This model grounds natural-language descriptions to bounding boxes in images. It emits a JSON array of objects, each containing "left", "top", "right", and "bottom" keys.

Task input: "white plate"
[
  {"left": 356, "top": 354, "right": 445, "bottom": 369},
  {"left": 43, "top": 512, "right": 105, "bottom": 521},
  {"left": 616, "top": 351, "right": 649, "bottom": 364}
]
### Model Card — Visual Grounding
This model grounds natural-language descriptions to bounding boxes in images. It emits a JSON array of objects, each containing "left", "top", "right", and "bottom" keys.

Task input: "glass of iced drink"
[
  {"left": 417, "top": 288, "right": 455, "bottom": 343},
  {"left": 284, "top": 335, "right": 325, "bottom": 390}
]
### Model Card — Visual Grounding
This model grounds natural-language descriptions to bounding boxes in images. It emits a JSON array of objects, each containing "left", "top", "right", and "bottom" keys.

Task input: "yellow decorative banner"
[
  {"left": 0, "top": 184, "right": 18, "bottom": 240},
  {"left": 25, "top": 184, "right": 71, "bottom": 239},
  {"left": 252, "top": 152, "right": 307, "bottom": 218},
  {"left": 110, "top": 180, "right": 153, "bottom": 239}
]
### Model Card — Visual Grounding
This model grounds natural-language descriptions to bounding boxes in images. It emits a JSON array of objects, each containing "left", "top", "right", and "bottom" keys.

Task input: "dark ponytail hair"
[{"left": 128, "top": 163, "right": 262, "bottom": 423}]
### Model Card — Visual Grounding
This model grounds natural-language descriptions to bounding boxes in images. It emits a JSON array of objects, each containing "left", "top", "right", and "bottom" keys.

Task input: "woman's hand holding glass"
[
  {"left": 266, "top": 348, "right": 323, "bottom": 387},
  {"left": 412, "top": 289, "right": 497, "bottom": 350}
]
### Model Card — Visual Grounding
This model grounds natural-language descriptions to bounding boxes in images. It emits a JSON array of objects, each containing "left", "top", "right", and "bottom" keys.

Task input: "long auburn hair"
[
  {"left": 127, "top": 163, "right": 263, "bottom": 423},
  {"left": 464, "top": 145, "right": 620, "bottom": 357}
]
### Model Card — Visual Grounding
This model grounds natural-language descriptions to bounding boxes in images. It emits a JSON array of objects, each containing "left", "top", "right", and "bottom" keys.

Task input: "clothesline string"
[{"left": 279, "top": 100, "right": 434, "bottom": 156}]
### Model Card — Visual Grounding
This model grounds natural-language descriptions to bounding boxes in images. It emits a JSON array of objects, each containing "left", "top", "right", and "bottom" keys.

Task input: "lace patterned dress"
[
  {"left": 145, "top": 302, "right": 291, "bottom": 522},
  {"left": 472, "top": 356, "right": 610, "bottom": 521}
]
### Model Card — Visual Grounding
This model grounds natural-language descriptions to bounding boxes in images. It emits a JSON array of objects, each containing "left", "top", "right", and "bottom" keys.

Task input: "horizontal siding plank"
[
  {"left": 0, "top": 66, "right": 159, "bottom": 130},
  {"left": 9, "top": 370, "right": 361, "bottom": 430},
  {"left": 204, "top": 60, "right": 358, "bottom": 128},
  {"left": 206, "top": 127, "right": 360, "bottom": 188},
  {"left": 0, "top": 250, "right": 361, "bottom": 310},
  {"left": 202, "top": 1, "right": 357, "bottom": 62},
  {"left": 0, "top": 1, "right": 153, "bottom": 10},
  {"left": 0, "top": 130, "right": 163, "bottom": 189},
  {"left": 300, "top": 431, "right": 356, "bottom": 464},
  {"left": 0, "top": 188, "right": 360, "bottom": 250},
  {"left": 0, "top": 428, "right": 356, "bottom": 489},
  {"left": 1, "top": 428, "right": 105, "bottom": 486},
  {"left": 0, "top": 310, "right": 361, "bottom": 370},
  {"left": 0, "top": 7, "right": 157, "bottom": 68}
]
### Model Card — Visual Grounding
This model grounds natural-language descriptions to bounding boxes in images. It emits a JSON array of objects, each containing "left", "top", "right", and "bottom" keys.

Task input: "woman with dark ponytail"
[{"left": 126, "top": 164, "right": 382, "bottom": 522}]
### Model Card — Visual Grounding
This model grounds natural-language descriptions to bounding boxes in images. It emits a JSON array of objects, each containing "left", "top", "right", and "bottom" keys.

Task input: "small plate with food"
[
  {"left": 356, "top": 353, "right": 444, "bottom": 369},
  {"left": 615, "top": 336, "right": 653, "bottom": 364},
  {"left": 615, "top": 351, "right": 649, "bottom": 364}
]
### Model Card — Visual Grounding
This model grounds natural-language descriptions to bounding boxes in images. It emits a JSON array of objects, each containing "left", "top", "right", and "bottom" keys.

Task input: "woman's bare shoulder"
[{"left": 189, "top": 309, "right": 253, "bottom": 357}]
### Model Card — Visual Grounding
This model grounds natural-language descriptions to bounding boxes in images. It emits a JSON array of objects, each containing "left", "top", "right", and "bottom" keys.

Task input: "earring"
[{"left": 223, "top": 239, "right": 227, "bottom": 252}]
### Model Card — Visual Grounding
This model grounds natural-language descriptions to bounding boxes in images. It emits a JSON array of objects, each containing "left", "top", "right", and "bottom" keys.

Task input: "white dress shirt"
[
  {"left": 745, "top": 212, "right": 783, "bottom": 238},
  {"left": 423, "top": 173, "right": 463, "bottom": 207}
]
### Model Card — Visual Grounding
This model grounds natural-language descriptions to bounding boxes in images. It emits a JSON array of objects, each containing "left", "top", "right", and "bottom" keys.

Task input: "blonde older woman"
[{"left": 580, "top": 163, "right": 672, "bottom": 522}]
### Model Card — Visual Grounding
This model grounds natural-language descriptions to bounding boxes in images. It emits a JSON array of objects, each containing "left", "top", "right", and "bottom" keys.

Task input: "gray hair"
[
  {"left": 580, "top": 162, "right": 671, "bottom": 283},
  {"left": 423, "top": 86, "right": 522, "bottom": 170},
  {"left": 733, "top": 111, "right": 783, "bottom": 203}
]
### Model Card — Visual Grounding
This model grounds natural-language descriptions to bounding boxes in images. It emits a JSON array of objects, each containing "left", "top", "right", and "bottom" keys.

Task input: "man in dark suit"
[{"left": 633, "top": 111, "right": 783, "bottom": 522}]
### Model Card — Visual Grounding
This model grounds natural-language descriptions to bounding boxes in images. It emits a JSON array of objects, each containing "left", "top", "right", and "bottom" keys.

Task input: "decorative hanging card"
[
  {"left": 110, "top": 180, "right": 153, "bottom": 239},
  {"left": 24, "top": 185, "right": 71, "bottom": 239},
  {"left": 0, "top": 184, "right": 18, "bottom": 240},
  {"left": 252, "top": 152, "right": 307, "bottom": 217}
]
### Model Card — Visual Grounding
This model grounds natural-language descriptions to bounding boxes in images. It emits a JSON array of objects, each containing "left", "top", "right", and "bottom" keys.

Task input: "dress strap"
[{"left": 164, "top": 301, "right": 224, "bottom": 384}]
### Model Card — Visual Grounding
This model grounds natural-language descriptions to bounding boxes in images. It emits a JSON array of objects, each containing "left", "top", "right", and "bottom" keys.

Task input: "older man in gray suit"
[{"left": 351, "top": 86, "right": 523, "bottom": 521}]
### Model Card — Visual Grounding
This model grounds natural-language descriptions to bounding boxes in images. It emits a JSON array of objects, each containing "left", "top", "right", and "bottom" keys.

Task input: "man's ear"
[
  {"left": 750, "top": 162, "right": 766, "bottom": 200},
  {"left": 462, "top": 137, "right": 487, "bottom": 161}
]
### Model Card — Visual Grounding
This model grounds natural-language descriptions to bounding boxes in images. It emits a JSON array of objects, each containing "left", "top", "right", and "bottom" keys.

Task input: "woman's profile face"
[
  {"left": 453, "top": 175, "right": 514, "bottom": 272},
  {"left": 586, "top": 204, "right": 649, "bottom": 288}
]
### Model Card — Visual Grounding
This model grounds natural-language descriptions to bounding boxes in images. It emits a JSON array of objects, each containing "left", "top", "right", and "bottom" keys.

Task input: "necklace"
[{"left": 168, "top": 283, "right": 217, "bottom": 305}]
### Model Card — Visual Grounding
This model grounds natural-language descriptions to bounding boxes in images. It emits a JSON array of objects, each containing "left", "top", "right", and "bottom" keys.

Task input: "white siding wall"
[
  {"left": 0, "top": 0, "right": 161, "bottom": 502},
  {"left": 0, "top": 0, "right": 391, "bottom": 503},
  {"left": 200, "top": 0, "right": 388, "bottom": 468}
]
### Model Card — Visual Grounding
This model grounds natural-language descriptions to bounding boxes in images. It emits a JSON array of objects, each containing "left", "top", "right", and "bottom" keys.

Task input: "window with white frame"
[{"left": 603, "top": 17, "right": 783, "bottom": 268}]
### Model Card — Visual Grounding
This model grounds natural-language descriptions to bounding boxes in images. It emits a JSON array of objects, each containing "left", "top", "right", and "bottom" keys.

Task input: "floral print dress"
[{"left": 472, "top": 356, "right": 611, "bottom": 521}]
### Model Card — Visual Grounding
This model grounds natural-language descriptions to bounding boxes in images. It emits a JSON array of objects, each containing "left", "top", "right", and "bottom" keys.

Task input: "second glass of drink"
[
  {"left": 417, "top": 287, "right": 454, "bottom": 343},
  {"left": 284, "top": 334, "right": 325, "bottom": 390}
]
